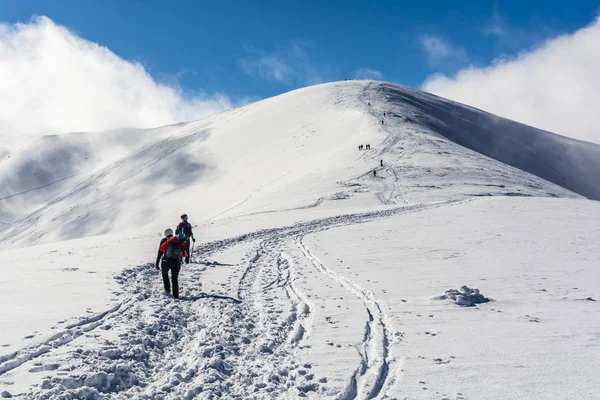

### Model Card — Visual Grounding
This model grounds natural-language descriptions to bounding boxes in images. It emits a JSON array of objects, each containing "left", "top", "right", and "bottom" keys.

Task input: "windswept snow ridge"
[{"left": 372, "top": 82, "right": 600, "bottom": 200}]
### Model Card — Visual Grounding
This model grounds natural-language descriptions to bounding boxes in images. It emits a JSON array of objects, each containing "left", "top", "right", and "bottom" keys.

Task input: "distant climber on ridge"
[
  {"left": 176, "top": 214, "right": 195, "bottom": 264},
  {"left": 155, "top": 228, "right": 188, "bottom": 299}
]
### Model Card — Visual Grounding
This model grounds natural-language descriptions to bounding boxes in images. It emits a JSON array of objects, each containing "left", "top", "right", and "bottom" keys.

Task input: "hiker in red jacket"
[{"left": 155, "top": 228, "right": 188, "bottom": 299}]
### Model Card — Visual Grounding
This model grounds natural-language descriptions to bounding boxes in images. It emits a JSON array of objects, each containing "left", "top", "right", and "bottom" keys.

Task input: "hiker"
[
  {"left": 383, "top": 112, "right": 386, "bottom": 117},
  {"left": 373, "top": 170, "right": 377, "bottom": 177},
  {"left": 368, "top": 102, "right": 371, "bottom": 106},
  {"left": 358, "top": 144, "right": 362, "bottom": 151},
  {"left": 176, "top": 214, "right": 195, "bottom": 264},
  {"left": 380, "top": 159, "right": 383, "bottom": 167},
  {"left": 155, "top": 228, "right": 188, "bottom": 298}
]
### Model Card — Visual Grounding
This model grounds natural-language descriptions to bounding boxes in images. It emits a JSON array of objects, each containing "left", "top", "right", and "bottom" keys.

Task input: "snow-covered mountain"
[
  {"left": 0, "top": 81, "right": 599, "bottom": 399},
  {"left": 2, "top": 81, "right": 599, "bottom": 249}
]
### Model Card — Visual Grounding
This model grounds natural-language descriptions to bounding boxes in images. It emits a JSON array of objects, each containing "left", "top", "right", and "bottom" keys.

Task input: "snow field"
[
  {"left": 2, "top": 200, "right": 471, "bottom": 398},
  {"left": 305, "top": 197, "right": 600, "bottom": 399},
  {"left": 4, "top": 196, "right": 598, "bottom": 399}
]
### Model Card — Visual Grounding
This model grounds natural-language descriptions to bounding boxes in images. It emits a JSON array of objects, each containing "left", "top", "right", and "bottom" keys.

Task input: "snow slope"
[
  {"left": 1, "top": 80, "right": 599, "bottom": 399},
  {"left": 371, "top": 83, "right": 600, "bottom": 200},
  {"left": 2, "top": 198, "right": 599, "bottom": 399},
  {"left": 1, "top": 81, "right": 599, "bottom": 248}
]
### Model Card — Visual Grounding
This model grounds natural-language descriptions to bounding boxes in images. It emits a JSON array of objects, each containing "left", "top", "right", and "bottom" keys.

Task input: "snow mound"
[{"left": 436, "top": 286, "right": 491, "bottom": 307}]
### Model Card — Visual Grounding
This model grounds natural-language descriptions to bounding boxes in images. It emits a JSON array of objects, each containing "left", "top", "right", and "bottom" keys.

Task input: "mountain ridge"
[{"left": 0, "top": 80, "right": 597, "bottom": 248}]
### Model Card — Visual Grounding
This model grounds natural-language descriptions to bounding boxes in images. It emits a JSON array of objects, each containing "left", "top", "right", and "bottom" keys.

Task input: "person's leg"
[
  {"left": 161, "top": 262, "right": 171, "bottom": 293},
  {"left": 171, "top": 263, "right": 181, "bottom": 298},
  {"left": 185, "top": 239, "right": 191, "bottom": 264}
]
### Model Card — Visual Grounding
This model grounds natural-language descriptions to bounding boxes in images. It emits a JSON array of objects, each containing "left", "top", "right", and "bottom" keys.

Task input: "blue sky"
[{"left": 1, "top": 0, "right": 598, "bottom": 100}]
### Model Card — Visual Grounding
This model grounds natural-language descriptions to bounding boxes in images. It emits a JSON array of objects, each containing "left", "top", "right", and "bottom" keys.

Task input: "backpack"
[
  {"left": 176, "top": 222, "right": 192, "bottom": 240},
  {"left": 165, "top": 239, "right": 183, "bottom": 261}
]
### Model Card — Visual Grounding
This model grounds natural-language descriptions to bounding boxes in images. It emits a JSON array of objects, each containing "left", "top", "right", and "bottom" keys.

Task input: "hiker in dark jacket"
[
  {"left": 156, "top": 228, "right": 188, "bottom": 299},
  {"left": 176, "top": 214, "right": 195, "bottom": 264}
]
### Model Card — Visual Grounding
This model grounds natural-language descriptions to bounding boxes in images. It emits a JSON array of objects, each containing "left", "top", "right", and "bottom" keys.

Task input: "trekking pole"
[{"left": 191, "top": 240, "right": 195, "bottom": 263}]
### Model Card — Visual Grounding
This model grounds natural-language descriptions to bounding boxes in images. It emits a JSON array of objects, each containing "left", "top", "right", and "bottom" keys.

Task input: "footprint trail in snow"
[{"left": 4, "top": 199, "right": 467, "bottom": 399}]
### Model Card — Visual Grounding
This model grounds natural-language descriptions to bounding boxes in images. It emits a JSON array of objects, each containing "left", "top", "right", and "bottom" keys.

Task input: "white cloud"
[
  {"left": 483, "top": 3, "right": 507, "bottom": 38},
  {"left": 354, "top": 68, "right": 382, "bottom": 80},
  {"left": 240, "top": 53, "right": 292, "bottom": 82},
  {"left": 483, "top": 23, "right": 506, "bottom": 38},
  {"left": 422, "top": 17, "right": 600, "bottom": 144},
  {"left": 419, "top": 34, "right": 467, "bottom": 66},
  {"left": 481, "top": 5, "right": 549, "bottom": 53},
  {"left": 0, "top": 16, "right": 233, "bottom": 138},
  {"left": 240, "top": 40, "right": 324, "bottom": 85}
]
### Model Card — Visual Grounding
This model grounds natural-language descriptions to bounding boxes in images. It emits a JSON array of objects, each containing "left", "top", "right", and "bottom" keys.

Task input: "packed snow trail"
[{"left": 4, "top": 199, "right": 468, "bottom": 399}]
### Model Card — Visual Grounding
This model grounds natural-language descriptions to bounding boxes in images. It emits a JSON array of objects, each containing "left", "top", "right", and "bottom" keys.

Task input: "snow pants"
[
  {"left": 161, "top": 260, "right": 181, "bottom": 298},
  {"left": 184, "top": 239, "right": 191, "bottom": 264}
]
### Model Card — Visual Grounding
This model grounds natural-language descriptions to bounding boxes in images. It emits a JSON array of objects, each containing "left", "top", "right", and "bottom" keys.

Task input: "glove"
[
  {"left": 154, "top": 262, "right": 160, "bottom": 270},
  {"left": 192, "top": 237, "right": 196, "bottom": 242}
]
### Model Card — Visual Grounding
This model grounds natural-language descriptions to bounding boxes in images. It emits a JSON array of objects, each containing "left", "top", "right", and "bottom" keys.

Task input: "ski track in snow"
[
  {"left": 296, "top": 237, "right": 391, "bottom": 400},
  {"left": 3, "top": 199, "right": 470, "bottom": 399}
]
